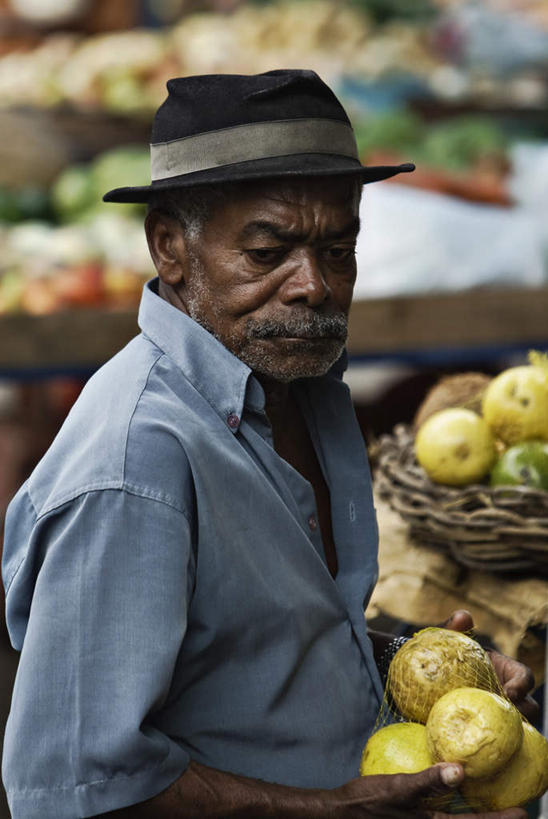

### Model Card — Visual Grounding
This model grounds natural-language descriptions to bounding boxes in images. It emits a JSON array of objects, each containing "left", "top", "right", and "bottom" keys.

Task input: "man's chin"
[{"left": 240, "top": 337, "right": 345, "bottom": 382}]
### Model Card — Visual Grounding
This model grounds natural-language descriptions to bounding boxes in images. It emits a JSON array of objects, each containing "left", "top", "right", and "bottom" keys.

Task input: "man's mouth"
[{"left": 246, "top": 314, "right": 348, "bottom": 342}]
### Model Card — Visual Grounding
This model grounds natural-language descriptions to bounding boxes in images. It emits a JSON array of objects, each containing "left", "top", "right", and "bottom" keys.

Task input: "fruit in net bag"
[
  {"left": 388, "top": 628, "right": 499, "bottom": 723},
  {"left": 426, "top": 687, "right": 523, "bottom": 779},
  {"left": 360, "top": 722, "right": 433, "bottom": 776},
  {"left": 461, "top": 721, "right": 548, "bottom": 810},
  {"left": 414, "top": 408, "right": 497, "bottom": 486}
]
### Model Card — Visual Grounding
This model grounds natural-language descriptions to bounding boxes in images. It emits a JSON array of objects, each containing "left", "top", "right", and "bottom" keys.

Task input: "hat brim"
[{"left": 103, "top": 153, "right": 414, "bottom": 204}]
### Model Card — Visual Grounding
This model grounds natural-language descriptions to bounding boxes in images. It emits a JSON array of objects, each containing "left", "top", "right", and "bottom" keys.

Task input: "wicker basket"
[{"left": 373, "top": 425, "right": 548, "bottom": 576}]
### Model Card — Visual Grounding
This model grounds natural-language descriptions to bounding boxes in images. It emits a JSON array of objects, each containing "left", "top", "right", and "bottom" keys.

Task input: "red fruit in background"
[{"left": 52, "top": 262, "right": 104, "bottom": 308}]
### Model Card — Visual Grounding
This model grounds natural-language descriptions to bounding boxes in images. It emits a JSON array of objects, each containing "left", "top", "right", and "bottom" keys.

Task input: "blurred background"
[{"left": 0, "top": 0, "right": 547, "bottom": 816}]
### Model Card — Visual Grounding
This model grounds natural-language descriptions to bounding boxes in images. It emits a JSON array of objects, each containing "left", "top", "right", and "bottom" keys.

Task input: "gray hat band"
[{"left": 150, "top": 118, "right": 359, "bottom": 180}]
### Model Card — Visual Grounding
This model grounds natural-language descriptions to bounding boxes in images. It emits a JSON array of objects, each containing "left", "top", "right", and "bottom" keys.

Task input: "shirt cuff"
[{"left": 6, "top": 741, "right": 189, "bottom": 819}]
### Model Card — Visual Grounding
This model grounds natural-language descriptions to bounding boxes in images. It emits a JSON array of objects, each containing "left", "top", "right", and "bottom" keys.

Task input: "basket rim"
[{"left": 374, "top": 424, "right": 548, "bottom": 576}]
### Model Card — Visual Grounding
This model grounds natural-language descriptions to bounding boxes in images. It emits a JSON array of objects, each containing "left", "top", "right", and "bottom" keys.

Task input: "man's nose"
[{"left": 280, "top": 251, "right": 331, "bottom": 307}]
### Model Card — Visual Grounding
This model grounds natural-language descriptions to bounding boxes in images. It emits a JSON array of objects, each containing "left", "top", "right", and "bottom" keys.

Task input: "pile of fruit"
[
  {"left": 0, "top": 145, "right": 153, "bottom": 314},
  {"left": 413, "top": 352, "right": 548, "bottom": 491},
  {"left": 360, "top": 627, "right": 548, "bottom": 812},
  {"left": 0, "top": 3, "right": 377, "bottom": 114}
]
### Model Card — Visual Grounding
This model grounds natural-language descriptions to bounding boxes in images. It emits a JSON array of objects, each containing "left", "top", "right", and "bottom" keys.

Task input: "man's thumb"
[{"left": 395, "top": 763, "right": 464, "bottom": 802}]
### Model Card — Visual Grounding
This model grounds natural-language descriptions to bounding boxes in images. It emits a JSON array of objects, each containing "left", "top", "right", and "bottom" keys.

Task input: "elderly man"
[{"left": 2, "top": 71, "right": 536, "bottom": 819}]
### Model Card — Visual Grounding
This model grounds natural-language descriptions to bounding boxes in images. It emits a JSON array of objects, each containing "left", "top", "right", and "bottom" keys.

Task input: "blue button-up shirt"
[{"left": 2, "top": 279, "right": 382, "bottom": 819}]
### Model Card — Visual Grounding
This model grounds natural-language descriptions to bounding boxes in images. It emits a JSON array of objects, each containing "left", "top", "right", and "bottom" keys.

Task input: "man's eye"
[
  {"left": 325, "top": 246, "right": 355, "bottom": 261},
  {"left": 246, "top": 248, "right": 285, "bottom": 264}
]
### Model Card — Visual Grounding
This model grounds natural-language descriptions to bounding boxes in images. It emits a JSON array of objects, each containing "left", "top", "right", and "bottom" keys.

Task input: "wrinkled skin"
[{"left": 146, "top": 176, "right": 360, "bottom": 383}]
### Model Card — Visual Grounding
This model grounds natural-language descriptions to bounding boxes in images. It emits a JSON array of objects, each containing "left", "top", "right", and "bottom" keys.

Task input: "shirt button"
[
  {"left": 308, "top": 515, "right": 317, "bottom": 532},
  {"left": 227, "top": 413, "right": 240, "bottom": 430}
]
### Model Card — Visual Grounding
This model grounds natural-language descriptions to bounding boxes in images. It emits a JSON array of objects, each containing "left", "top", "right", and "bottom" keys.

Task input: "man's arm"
[
  {"left": 95, "top": 608, "right": 535, "bottom": 819},
  {"left": 97, "top": 759, "right": 528, "bottom": 819},
  {"left": 2, "top": 488, "right": 194, "bottom": 819},
  {"left": 98, "top": 760, "right": 325, "bottom": 817}
]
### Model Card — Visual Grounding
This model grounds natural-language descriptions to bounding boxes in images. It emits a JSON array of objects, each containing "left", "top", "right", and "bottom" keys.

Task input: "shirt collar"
[{"left": 138, "top": 278, "right": 254, "bottom": 432}]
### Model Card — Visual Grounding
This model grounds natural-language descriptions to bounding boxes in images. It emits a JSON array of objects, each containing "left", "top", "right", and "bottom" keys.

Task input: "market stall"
[{"left": 0, "top": 0, "right": 547, "bottom": 816}]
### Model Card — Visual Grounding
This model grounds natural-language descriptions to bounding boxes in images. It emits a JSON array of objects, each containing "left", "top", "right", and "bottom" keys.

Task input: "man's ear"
[{"left": 145, "top": 210, "right": 189, "bottom": 287}]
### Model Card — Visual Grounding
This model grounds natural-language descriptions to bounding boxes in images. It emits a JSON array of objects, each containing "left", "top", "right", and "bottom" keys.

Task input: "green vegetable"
[
  {"left": 422, "top": 117, "right": 508, "bottom": 171},
  {"left": 354, "top": 110, "right": 424, "bottom": 158},
  {"left": 51, "top": 165, "right": 95, "bottom": 222},
  {"left": 90, "top": 146, "right": 149, "bottom": 216},
  {"left": 16, "top": 187, "right": 53, "bottom": 222},
  {"left": 91, "top": 146, "right": 150, "bottom": 198},
  {"left": 0, "top": 189, "right": 22, "bottom": 223}
]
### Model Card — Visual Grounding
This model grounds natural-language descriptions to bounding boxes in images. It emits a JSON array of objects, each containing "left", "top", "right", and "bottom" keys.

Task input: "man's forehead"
[
  {"left": 215, "top": 176, "right": 362, "bottom": 227},
  {"left": 241, "top": 175, "right": 360, "bottom": 203}
]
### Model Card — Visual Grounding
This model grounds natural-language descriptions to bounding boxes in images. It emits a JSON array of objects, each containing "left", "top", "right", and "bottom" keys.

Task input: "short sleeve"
[{"left": 2, "top": 487, "right": 194, "bottom": 819}]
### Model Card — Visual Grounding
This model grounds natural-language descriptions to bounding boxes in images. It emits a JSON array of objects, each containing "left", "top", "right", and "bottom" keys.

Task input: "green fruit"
[{"left": 490, "top": 440, "right": 548, "bottom": 490}]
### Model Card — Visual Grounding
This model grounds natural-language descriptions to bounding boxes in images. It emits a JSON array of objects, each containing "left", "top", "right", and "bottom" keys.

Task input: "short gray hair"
[
  {"left": 146, "top": 186, "right": 231, "bottom": 240},
  {"left": 147, "top": 177, "right": 362, "bottom": 239}
]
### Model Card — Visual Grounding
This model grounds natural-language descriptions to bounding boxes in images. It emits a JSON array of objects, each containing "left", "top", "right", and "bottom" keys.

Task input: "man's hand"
[
  {"left": 93, "top": 760, "right": 528, "bottom": 818},
  {"left": 325, "top": 762, "right": 527, "bottom": 818},
  {"left": 443, "top": 610, "right": 539, "bottom": 721}
]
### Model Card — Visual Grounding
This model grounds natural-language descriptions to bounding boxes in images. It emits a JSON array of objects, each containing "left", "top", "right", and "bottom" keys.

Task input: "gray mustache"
[{"left": 247, "top": 313, "right": 348, "bottom": 340}]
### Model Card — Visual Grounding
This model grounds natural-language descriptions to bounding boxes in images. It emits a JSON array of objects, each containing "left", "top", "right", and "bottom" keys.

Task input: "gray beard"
[{"left": 186, "top": 277, "right": 347, "bottom": 381}]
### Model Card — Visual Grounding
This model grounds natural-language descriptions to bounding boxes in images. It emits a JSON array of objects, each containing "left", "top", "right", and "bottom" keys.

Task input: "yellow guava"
[
  {"left": 360, "top": 722, "right": 433, "bottom": 776},
  {"left": 482, "top": 365, "right": 548, "bottom": 445},
  {"left": 461, "top": 721, "right": 548, "bottom": 811},
  {"left": 426, "top": 687, "right": 523, "bottom": 779},
  {"left": 388, "top": 628, "right": 499, "bottom": 724},
  {"left": 415, "top": 408, "right": 497, "bottom": 486}
]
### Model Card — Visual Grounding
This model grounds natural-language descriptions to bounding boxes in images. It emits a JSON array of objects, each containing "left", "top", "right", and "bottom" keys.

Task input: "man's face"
[{"left": 180, "top": 176, "right": 360, "bottom": 382}]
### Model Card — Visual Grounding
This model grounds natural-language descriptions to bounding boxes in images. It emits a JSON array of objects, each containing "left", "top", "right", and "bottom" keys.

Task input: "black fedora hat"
[{"left": 103, "top": 69, "right": 414, "bottom": 203}]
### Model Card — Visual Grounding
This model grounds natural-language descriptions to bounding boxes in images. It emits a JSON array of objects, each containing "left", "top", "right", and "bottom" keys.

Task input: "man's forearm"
[{"left": 98, "top": 760, "right": 330, "bottom": 818}]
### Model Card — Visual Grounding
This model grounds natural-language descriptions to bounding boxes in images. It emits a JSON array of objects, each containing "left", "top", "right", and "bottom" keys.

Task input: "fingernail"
[{"left": 440, "top": 765, "right": 461, "bottom": 786}]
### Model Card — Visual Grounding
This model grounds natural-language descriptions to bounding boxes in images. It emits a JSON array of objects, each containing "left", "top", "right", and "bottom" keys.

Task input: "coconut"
[
  {"left": 388, "top": 628, "right": 499, "bottom": 723},
  {"left": 414, "top": 372, "right": 492, "bottom": 430},
  {"left": 360, "top": 722, "right": 433, "bottom": 776},
  {"left": 461, "top": 721, "right": 548, "bottom": 810},
  {"left": 426, "top": 687, "right": 523, "bottom": 779}
]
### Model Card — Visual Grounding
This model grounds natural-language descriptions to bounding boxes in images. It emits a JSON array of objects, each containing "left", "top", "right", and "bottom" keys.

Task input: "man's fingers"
[
  {"left": 502, "top": 664, "right": 535, "bottom": 701},
  {"left": 440, "top": 610, "right": 474, "bottom": 632},
  {"left": 488, "top": 651, "right": 539, "bottom": 719},
  {"left": 510, "top": 693, "right": 540, "bottom": 721}
]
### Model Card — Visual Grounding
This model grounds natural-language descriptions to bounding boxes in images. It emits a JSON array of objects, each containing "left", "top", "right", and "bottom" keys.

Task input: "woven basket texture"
[{"left": 374, "top": 425, "right": 548, "bottom": 576}]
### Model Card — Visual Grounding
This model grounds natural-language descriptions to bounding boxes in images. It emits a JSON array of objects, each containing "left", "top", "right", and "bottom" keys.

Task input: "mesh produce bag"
[{"left": 361, "top": 627, "right": 548, "bottom": 814}]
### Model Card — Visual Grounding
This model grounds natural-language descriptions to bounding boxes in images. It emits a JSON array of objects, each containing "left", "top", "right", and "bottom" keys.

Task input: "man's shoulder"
[{"left": 27, "top": 334, "right": 198, "bottom": 518}]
